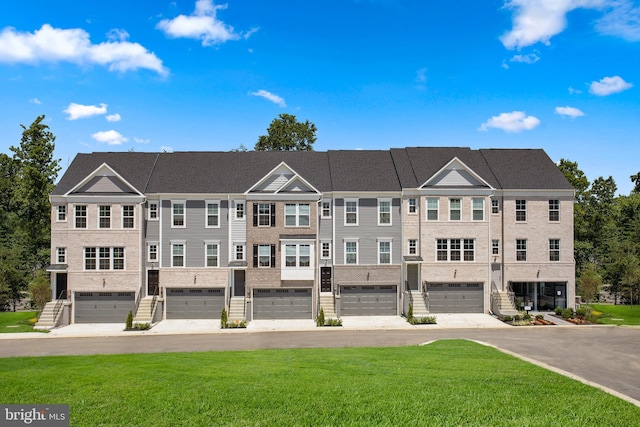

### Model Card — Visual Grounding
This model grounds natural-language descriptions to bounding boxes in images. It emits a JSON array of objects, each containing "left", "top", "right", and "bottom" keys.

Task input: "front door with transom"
[
  {"left": 321, "top": 267, "right": 332, "bottom": 292},
  {"left": 148, "top": 270, "right": 159, "bottom": 296},
  {"left": 234, "top": 270, "right": 246, "bottom": 297}
]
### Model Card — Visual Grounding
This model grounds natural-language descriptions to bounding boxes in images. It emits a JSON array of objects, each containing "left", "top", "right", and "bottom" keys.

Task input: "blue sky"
[{"left": 0, "top": 0, "right": 638, "bottom": 194}]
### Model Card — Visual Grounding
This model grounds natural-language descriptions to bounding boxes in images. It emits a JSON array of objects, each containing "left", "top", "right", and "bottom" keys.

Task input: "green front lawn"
[
  {"left": 0, "top": 311, "right": 43, "bottom": 333},
  {"left": 588, "top": 304, "right": 640, "bottom": 325},
  {"left": 1, "top": 340, "right": 638, "bottom": 426}
]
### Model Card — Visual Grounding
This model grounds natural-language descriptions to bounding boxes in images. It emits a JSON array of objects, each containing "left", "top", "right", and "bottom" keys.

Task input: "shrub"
[
  {"left": 502, "top": 315, "right": 513, "bottom": 322},
  {"left": 554, "top": 306, "right": 563, "bottom": 315},
  {"left": 513, "top": 314, "right": 522, "bottom": 321},
  {"left": 225, "top": 320, "right": 247, "bottom": 328},
  {"left": 134, "top": 322, "right": 151, "bottom": 330},
  {"left": 535, "top": 314, "right": 544, "bottom": 320},
  {"left": 220, "top": 308, "right": 228, "bottom": 329},
  {"left": 29, "top": 271, "right": 51, "bottom": 312},
  {"left": 316, "top": 307, "right": 325, "bottom": 327},
  {"left": 407, "top": 303, "right": 414, "bottom": 322},
  {"left": 523, "top": 313, "right": 532, "bottom": 321},
  {"left": 561, "top": 308, "right": 574, "bottom": 319},
  {"left": 325, "top": 318, "right": 342, "bottom": 327},
  {"left": 126, "top": 311, "right": 133, "bottom": 330},
  {"left": 409, "top": 316, "right": 436, "bottom": 325},
  {"left": 575, "top": 307, "right": 587, "bottom": 317}
]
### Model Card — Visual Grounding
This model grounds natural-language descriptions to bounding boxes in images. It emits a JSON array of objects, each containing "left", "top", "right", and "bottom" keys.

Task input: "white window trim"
[
  {"left": 408, "top": 239, "right": 417, "bottom": 255},
  {"left": 83, "top": 247, "right": 96, "bottom": 270},
  {"left": 204, "top": 240, "right": 220, "bottom": 267},
  {"left": 320, "top": 241, "right": 332, "bottom": 259},
  {"left": 98, "top": 205, "right": 111, "bottom": 229},
  {"left": 56, "top": 205, "right": 67, "bottom": 222},
  {"left": 472, "top": 198, "right": 484, "bottom": 221},
  {"left": 122, "top": 205, "right": 135, "bottom": 229},
  {"left": 516, "top": 200, "right": 527, "bottom": 222},
  {"left": 148, "top": 202, "right": 159, "bottom": 221},
  {"left": 549, "top": 200, "right": 560, "bottom": 222},
  {"left": 435, "top": 238, "right": 475, "bottom": 262},
  {"left": 234, "top": 243, "right": 246, "bottom": 261},
  {"left": 282, "top": 243, "right": 313, "bottom": 269},
  {"left": 516, "top": 239, "right": 527, "bottom": 262},
  {"left": 84, "top": 246, "right": 125, "bottom": 270},
  {"left": 449, "top": 198, "right": 461, "bottom": 221},
  {"left": 549, "top": 239, "right": 560, "bottom": 262},
  {"left": 74, "top": 205, "right": 87, "bottom": 229},
  {"left": 491, "top": 199, "right": 499, "bottom": 215},
  {"left": 408, "top": 198, "right": 417, "bottom": 215},
  {"left": 344, "top": 199, "right": 359, "bottom": 226},
  {"left": 205, "top": 200, "right": 221, "bottom": 229},
  {"left": 378, "top": 198, "right": 392, "bottom": 226},
  {"left": 235, "top": 201, "right": 245, "bottom": 220},
  {"left": 285, "top": 203, "right": 311, "bottom": 227},
  {"left": 426, "top": 198, "right": 439, "bottom": 221},
  {"left": 377, "top": 239, "right": 392, "bottom": 265},
  {"left": 147, "top": 242, "right": 159, "bottom": 263},
  {"left": 321, "top": 200, "right": 332, "bottom": 219},
  {"left": 257, "top": 203, "right": 272, "bottom": 227},
  {"left": 344, "top": 239, "right": 359, "bottom": 264},
  {"left": 171, "top": 240, "right": 186, "bottom": 267},
  {"left": 171, "top": 200, "right": 186, "bottom": 228},
  {"left": 492, "top": 239, "right": 500, "bottom": 256},
  {"left": 258, "top": 244, "right": 272, "bottom": 268},
  {"left": 56, "top": 247, "right": 66, "bottom": 264}
]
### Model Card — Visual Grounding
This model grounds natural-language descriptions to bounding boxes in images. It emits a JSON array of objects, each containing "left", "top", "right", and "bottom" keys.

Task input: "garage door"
[
  {"left": 427, "top": 283, "right": 484, "bottom": 313},
  {"left": 253, "top": 289, "right": 312, "bottom": 319},
  {"left": 166, "top": 288, "right": 225, "bottom": 319},
  {"left": 74, "top": 292, "right": 135, "bottom": 323},
  {"left": 341, "top": 285, "right": 397, "bottom": 316}
]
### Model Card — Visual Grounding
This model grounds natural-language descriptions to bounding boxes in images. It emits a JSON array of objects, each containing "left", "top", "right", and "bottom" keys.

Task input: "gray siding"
[
  {"left": 161, "top": 200, "right": 229, "bottom": 267},
  {"left": 334, "top": 198, "right": 402, "bottom": 265}
]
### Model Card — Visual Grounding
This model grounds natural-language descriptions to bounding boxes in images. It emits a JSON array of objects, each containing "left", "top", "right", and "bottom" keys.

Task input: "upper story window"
[
  {"left": 206, "top": 242, "right": 219, "bottom": 267},
  {"left": 345, "top": 240, "right": 358, "bottom": 264},
  {"left": 449, "top": 198, "right": 461, "bottom": 221},
  {"left": 99, "top": 205, "right": 111, "bottom": 229},
  {"left": 549, "top": 239, "right": 560, "bottom": 261},
  {"left": 491, "top": 199, "right": 499, "bottom": 214},
  {"left": 255, "top": 244, "right": 275, "bottom": 268},
  {"left": 172, "top": 202, "right": 185, "bottom": 228},
  {"left": 408, "top": 239, "right": 417, "bottom": 255},
  {"left": 321, "top": 201, "right": 331, "bottom": 218},
  {"left": 472, "top": 198, "right": 484, "bottom": 221},
  {"left": 516, "top": 200, "right": 527, "bottom": 222},
  {"left": 516, "top": 239, "right": 527, "bottom": 261},
  {"left": 254, "top": 203, "right": 275, "bottom": 227},
  {"left": 321, "top": 241, "right": 331, "bottom": 259},
  {"left": 122, "top": 205, "right": 134, "bottom": 229},
  {"left": 84, "top": 248, "right": 96, "bottom": 270},
  {"left": 172, "top": 242, "right": 185, "bottom": 267},
  {"left": 427, "top": 198, "right": 438, "bottom": 221},
  {"left": 235, "top": 202, "right": 244, "bottom": 219},
  {"left": 378, "top": 199, "right": 391, "bottom": 226},
  {"left": 235, "top": 244, "right": 245, "bottom": 261},
  {"left": 74, "top": 205, "right": 87, "bottom": 229},
  {"left": 549, "top": 200, "right": 560, "bottom": 221},
  {"left": 284, "top": 244, "right": 311, "bottom": 268},
  {"left": 285, "top": 204, "right": 310, "bottom": 227},
  {"left": 148, "top": 203, "right": 158, "bottom": 220},
  {"left": 492, "top": 239, "right": 499, "bottom": 255},
  {"left": 206, "top": 202, "right": 220, "bottom": 228},
  {"left": 148, "top": 243, "right": 158, "bottom": 262},
  {"left": 378, "top": 240, "right": 391, "bottom": 264},
  {"left": 85, "top": 247, "right": 124, "bottom": 270},
  {"left": 345, "top": 199, "right": 358, "bottom": 226},
  {"left": 436, "top": 239, "right": 475, "bottom": 262},
  {"left": 113, "top": 247, "right": 124, "bottom": 270},
  {"left": 57, "top": 205, "right": 67, "bottom": 221},
  {"left": 408, "top": 198, "right": 417, "bottom": 214},
  {"left": 57, "top": 247, "right": 66, "bottom": 263}
]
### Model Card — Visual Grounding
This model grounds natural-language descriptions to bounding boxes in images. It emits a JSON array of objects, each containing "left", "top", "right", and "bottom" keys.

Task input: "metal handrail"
[
  {"left": 149, "top": 286, "right": 160, "bottom": 322},
  {"left": 406, "top": 281, "right": 414, "bottom": 304},
  {"left": 134, "top": 289, "right": 142, "bottom": 316},
  {"left": 52, "top": 290, "right": 67, "bottom": 323}
]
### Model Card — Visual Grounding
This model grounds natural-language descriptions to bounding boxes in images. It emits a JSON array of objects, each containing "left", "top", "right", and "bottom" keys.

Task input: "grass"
[
  {"left": 0, "top": 311, "right": 43, "bottom": 333},
  {"left": 1, "top": 340, "right": 639, "bottom": 426},
  {"left": 587, "top": 304, "right": 640, "bottom": 325}
]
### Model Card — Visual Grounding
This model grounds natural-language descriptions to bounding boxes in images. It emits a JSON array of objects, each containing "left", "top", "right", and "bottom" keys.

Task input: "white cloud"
[
  {"left": 29, "top": 98, "right": 41, "bottom": 104},
  {"left": 134, "top": 137, "right": 150, "bottom": 144},
  {"left": 501, "top": 0, "right": 606, "bottom": 49},
  {"left": 479, "top": 111, "right": 540, "bottom": 132},
  {"left": 568, "top": 86, "right": 583, "bottom": 94},
  {"left": 106, "top": 113, "right": 121, "bottom": 122},
  {"left": 160, "top": 145, "right": 174, "bottom": 152},
  {"left": 555, "top": 106, "right": 585, "bottom": 117},
  {"left": 0, "top": 24, "right": 168, "bottom": 75},
  {"left": 157, "top": 0, "right": 257, "bottom": 46},
  {"left": 595, "top": 0, "right": 640, "bottom": 41},
  {"left": 250, "top": 89, "right": 286, "bottom": 107},
  {"left": 415, "top": 68, "right": 427, "bottom": 83},
  {"left": 64, "top": 102, "right": 107, "bottom": 120},
  {"left": 92, "top": 130, "right": 128, "bottom": 145},
  {"left": 510, "top": 52, "right": 540, "bottom": 64},
  {"left": 589, "top": 75, "right": 633, "bottom": 95}
]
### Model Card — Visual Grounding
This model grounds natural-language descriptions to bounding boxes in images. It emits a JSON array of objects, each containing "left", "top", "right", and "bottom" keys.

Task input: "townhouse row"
[{"left": 47, "top": 147, "right": 575, "bottom": 324}]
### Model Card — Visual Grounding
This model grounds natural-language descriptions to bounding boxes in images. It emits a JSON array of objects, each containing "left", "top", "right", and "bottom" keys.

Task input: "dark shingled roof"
[{"left": 328, "top": 150, "right": 401, "bottom": 191}]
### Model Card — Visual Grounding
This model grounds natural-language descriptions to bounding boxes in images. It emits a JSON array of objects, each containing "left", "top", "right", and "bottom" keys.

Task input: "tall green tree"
[{"left": 255, "top": 113, "right": 317, "bottom": 151}]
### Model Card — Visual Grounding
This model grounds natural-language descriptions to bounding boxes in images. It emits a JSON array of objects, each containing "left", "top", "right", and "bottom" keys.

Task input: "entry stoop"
[
  {"left": 319, "top": 293, "right": 337, "bottom": 318},
  {"left": 410, "top": 291, "right": 430, "bottom": 316},
  {"left": 34, "top": 300, "right": 60, "bottom": 329},
  {"left": 228, "top": 297, "right": 246, "bottom": 321},
  {"left": 491, "top": 291, "right": 518, "bottom": 317},
  {"left": 133, "top": 297, "right": 155, "bottom": 323}
]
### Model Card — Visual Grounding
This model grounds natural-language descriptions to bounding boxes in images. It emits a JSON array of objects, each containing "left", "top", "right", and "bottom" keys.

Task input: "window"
[
  {"left": 257, "top": 203, "right": 272, "bottom": 227},
  {"left": 321, "top": 241, "right": 331, "bottom": 259},
  {"left": 57, "top": 247, "right": 66, "bottom": 263},
  {"left": 472, "top": 198, "right": 484, "bottom": 221},
  {"left": 236, "top": 202, "right": 244, "bottom": 219},
  {"left": 206, "top": 202, "right": 220, "bottom": 227},
  {"left": 321, "top": 201, "right": 331, "bottom": 218},
  {"left": 235, "top": 244, "right": 245, "bottom": 261},
  {"left": 378, "top": 199, "right": 391, "bottom": 225},
  {"left": 84, "top": 248, "right": 96, "bottom": 270},
  {"left": 172, "top": 202, "right": 185, "bottom": 227},
  {"left": 492, "top": 239, "right": 499, "bottom": 255},
  {"left": 122, "top": 205, "right": 134, "bottom": 228},
  {"left": 172, "top": 243, "right": 185, "bottom": 267},
  {"left": 516, "top": 239, "right": 527, "bottom": 261},
  {"left": 427, "top": 198, "right": 438, "bottom": 221},
  {"left": 57, "top": 205, "right": 67, "bottom": 221},
  {"left": 113, "top": 247, "right": 124, "bottom": 270},
  {"left": 99, "top": 206, "right": 111, "bottom": 229},
  {"left": 148, "top": 203, "right": 158, "bottom": 220},
  {"left": 345, "top": 241, "right": 358, "bottom": 264},
  {"left": 516, "top": 200, "right": 526, "bottom": 222},
  {"left": 75, "top": 205, "right": 87, "bottom": 228},
  {"left": 436, "top": 239, "right": 476, "bottom": 262},
  {"left": 148, "top": 243, "right": 158, "bottom": 262},
  {"left": 284, "top": 244, "right": 311, "bottom": 267},
  {"left": 549, "top": 200, "right": 560, "bottom": 221},
  {"left": 491, "top": 199, "right": 499, "bottom": 214},
  {"left": 285, "top": 204, "right": 310, "bottom": 227},
  {"left": 99, "top": 247, "right": 110, "bottom": 269},
  {"left": 408, "top": 198, "right": 417, "bottom": 214},
  {"left": 449, "top": 199, "right": 461, "bottom": 221},
  {"left": 345, "top": 199, "right": 358, "bottom": 225},
  {"left": 206, "top": 243, "right": 219, "bottom": 267},
  {"left": 378, "top": 241, "right": 391, "bottom": 264},
  {"left": 408, "top": 239, "right": 417, "bottom": 255},
  {"left": 549, "top": 239, "right": 560, "bottom": 261},
  {"left": 258, "top": 244, "right": 271, "bottom": 267}
]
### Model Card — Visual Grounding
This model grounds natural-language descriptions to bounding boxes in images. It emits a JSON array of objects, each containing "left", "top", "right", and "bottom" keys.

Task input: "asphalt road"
[{"left": 1, "top": 326, "right": 639, "bottom": 404}]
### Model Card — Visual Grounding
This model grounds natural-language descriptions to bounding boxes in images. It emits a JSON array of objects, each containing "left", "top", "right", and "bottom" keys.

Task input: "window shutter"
[
  {"left": 270, "top": 203, "right": 276, "bottom": 227},
  {"left": 270, "top": 244, "right": 276, "bottom": 268},
  {"left": 253, "top": 203, "right": 258, "bottom": 227},
  {"left": 253, "top": 244, "right": 258, "bottom": 268}
]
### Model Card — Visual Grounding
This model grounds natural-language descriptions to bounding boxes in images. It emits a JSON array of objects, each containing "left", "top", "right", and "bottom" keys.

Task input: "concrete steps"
[
  {"left": 35, "top": 300, "right": 60, "bottom": 329},
  {"left": 319, "top": 293, "right": 336, "bottom": 318},
  {"left": 492, "top": 292, "right": 518, "bottom": 316},
  {"left": 133, "top": 297, "right": 155, "bottom": 323},
  {"left": 410, "top": 291, "right": 430, "bottom": 316},
  {"left": 228, "top": 298, "right": 246, "bottom": 320}
]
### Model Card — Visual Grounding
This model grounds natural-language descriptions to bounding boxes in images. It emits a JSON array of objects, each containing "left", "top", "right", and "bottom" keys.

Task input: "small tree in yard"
[
  {"left": 126, "top": 310, "right": 134, "bottom": 330},
  {"left": 316, "top": 307, "right": 325, "bottom": 327},
  {"left": 29, "top": 270, "right": 51, "bottom": 312},
  {"left": 579, "top": 264, "right": 602, "bottom": 303}
]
